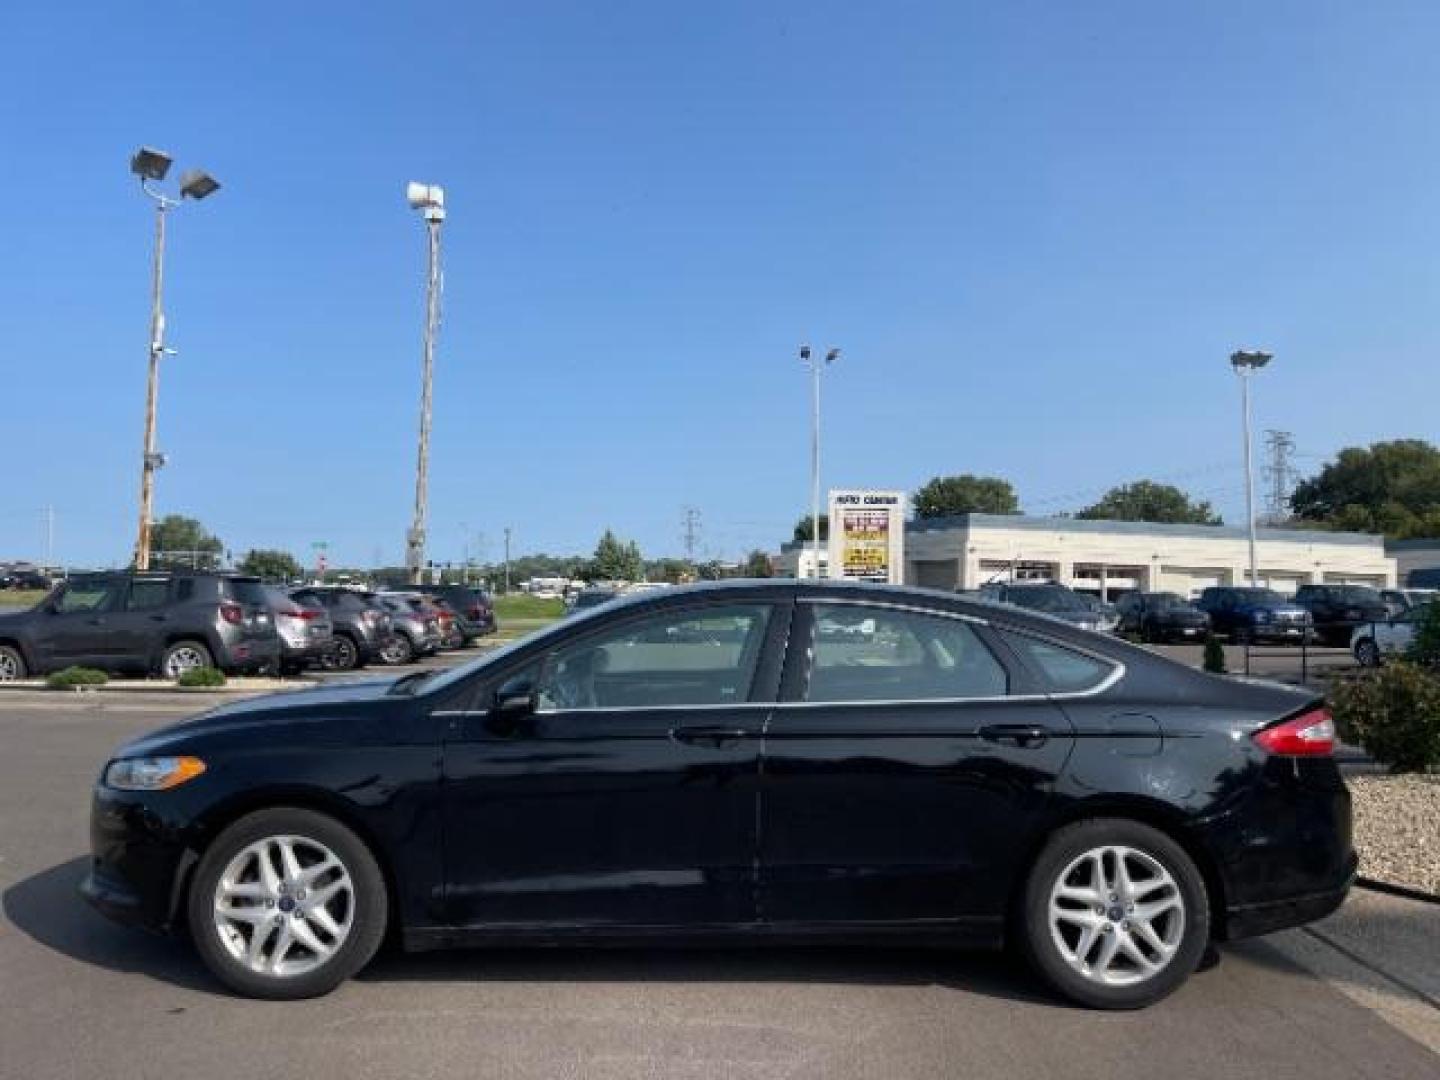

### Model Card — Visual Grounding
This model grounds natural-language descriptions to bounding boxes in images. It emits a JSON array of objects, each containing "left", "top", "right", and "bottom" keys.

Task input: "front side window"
[
  {"left": 55, "top": 581, "right": 116, "bottom": 614},
  {"left": 537, "top": 604, "right": 772, "bottom": 710},
  {"left": 805, "top": 604, "right": 1007, "bottom": 703},
  {"left": 1000, "top": 632, "right": 1116, "bottom": 694}
]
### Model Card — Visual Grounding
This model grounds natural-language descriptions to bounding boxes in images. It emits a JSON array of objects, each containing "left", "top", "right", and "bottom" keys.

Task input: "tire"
[
  {"left": 1354, "top": 638, "right": 1382, "bottom": 668},
  {"left": 1018, "top": 818, "right": 1210, "bottom": 1010},
  {"left": 328, "top": 634, "right": 361, "bottom": 672},
  {"left": 380, "top": 633, "right": 414, "bottom": 666},
  {"left": 161, "top": 640, "right": 214, "bottom": 680},
  {"left": 187, "top": 807, "right": 388, "bottom": 1000},
  {"left": 0, "top": 644, "right": 27, "bottom": 682}
]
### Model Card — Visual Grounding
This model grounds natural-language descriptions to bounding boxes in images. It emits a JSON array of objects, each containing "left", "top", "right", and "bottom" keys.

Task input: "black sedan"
[
  {"left": 1114, "top": 591, "right": 1211, "bottom": 643},
  {"left": 82, "top": 580, "right": 1353, "bottom": 1008}
]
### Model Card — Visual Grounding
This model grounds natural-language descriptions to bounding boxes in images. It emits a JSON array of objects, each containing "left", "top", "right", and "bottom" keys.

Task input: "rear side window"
[
  {"left": 175, "top": 579, "right": 196, "bottom": 602},
  {"left": 56, "top": 581, "right": 117, "bottom": 614},
  {"left": 126, "top": 579, "right": 171, "bottom": 610},
  {"left": 1000, "top": 633, "right": 1116, "bottom": 694},
  {"left": 806, "top": 604, "right": 1008, "bottom": 703}
]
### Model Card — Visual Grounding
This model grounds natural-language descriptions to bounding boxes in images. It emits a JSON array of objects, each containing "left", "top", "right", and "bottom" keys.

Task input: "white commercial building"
[{"left": 905, "top": 514, "right": 1396, "bottom": 599}]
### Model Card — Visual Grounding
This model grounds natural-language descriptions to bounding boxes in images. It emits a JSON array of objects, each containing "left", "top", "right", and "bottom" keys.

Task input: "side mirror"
[{"left": 487, "top": 676, "right": 537, "bottom": 735}]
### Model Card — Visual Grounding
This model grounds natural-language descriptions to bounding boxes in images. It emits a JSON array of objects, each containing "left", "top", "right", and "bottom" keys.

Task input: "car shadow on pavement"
[{"left": 2, "top": 857, "right": 222, "bottom": 995}]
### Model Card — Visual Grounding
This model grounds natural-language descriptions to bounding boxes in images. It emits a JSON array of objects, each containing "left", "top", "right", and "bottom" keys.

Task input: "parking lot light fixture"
[
  {"left": 799, "top": 345, "right": 840, "bottom": 579},
  {"left": 404, "top": 181, "right": 447, "bottom": 585},
  {"left": 1230, "top": 350, "right": 1274, "bottom": 588},
  {"left": 130, "top": 146, "right": 220, "bottom": 571}
]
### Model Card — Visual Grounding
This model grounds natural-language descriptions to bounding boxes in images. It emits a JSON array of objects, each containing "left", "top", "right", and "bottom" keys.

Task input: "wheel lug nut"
[{"left": 273, "top": 915, "right": 284, "bottom": 926}]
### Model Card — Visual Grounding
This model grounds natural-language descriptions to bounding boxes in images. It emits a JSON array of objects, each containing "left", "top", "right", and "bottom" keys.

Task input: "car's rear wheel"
[
  {"left": 326, "top": 633, "right": 361, "bottom": 671},
  {"left": 0, "top": 644, "right": 27, "bottom": 681},
  {"left": 161, "top": 640, "right": 214, "bottom": 680},
  {"left": 1019, "top": 818, "right": 1209, "bottom": 1009},
  {"left": 188, "top": 807, "right": 388, "bottom": 1000},
  {"left": 1354, "top": 638, "right": 1382, "bottom": 668},
  {"left": 380, "top": 633, "right": 414, "bottom": 665}
]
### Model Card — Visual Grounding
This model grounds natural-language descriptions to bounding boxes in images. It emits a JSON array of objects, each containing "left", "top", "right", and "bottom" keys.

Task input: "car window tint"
[
  {"left": 536, "top": 604, "right": 772, "bottom": 710},
  {"left": 226, "top": 579, "right": 268, "bottom": 605},
  {"left": 1001, "top": 633, "right": 1115, "bottom": 693},
  {"left": 126, "top": 579, "right": 171, "bottom": 610},
  {"left": 56, "top": 582, "right": 115, "bottom": 614},
  {"left": 806, "top": 605, "right": 1007, "bottom": 703}
]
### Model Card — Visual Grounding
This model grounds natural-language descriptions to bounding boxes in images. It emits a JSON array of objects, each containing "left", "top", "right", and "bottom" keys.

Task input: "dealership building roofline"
[{"left": 908, "top": 512, "right": 1385, "bottom": 547}]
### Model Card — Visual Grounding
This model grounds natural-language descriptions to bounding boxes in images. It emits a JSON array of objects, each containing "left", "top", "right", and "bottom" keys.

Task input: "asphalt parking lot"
[{"left": 2, "top": 687, "right": 1437, "bottom": 1080}]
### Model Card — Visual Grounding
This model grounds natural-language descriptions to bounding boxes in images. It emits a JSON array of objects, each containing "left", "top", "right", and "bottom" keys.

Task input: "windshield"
[
  {"left": 1331, "top": 586, "right": 1382, "bottom": 603},
  {"left": 1234, "top": 589, "right": 1284, "bottom": 603},
  {"left": 1148, "top": 593, "right": 1192, "bottom": 610}
]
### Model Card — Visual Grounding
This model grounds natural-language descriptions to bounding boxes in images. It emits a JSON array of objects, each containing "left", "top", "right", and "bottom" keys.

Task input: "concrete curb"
[{"left": 0, "top": 678, "right": 316, "bottom": 695}]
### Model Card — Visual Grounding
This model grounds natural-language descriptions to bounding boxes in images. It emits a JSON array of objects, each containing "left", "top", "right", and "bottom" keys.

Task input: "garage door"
[
  {"left": 910, "top": 559, "right": 959, "bottom": 590},
  {"left": 1164, "top": 568, "right": 1225, "bottom": 598}
]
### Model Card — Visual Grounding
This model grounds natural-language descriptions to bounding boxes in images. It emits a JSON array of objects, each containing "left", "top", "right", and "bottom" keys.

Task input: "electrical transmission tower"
[
  {"left": 681, "top": 507, "right": 702, "bottom": 562},
  {"left": 1263, "top": 430, "right": 1297, "bottom": 524}
]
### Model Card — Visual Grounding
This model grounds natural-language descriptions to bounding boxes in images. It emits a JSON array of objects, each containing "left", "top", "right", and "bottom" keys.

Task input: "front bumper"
[{"left": 82, "top": 786, "right": 193, "bottom": 933}]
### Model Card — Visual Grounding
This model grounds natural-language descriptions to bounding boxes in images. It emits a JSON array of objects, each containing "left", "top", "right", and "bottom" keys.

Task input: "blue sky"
[{"left": 3, "top": 1, "right": 1439, "bottom": 568}]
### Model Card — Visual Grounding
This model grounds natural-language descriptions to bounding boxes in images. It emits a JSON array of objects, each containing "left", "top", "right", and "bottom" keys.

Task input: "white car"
[{"left": 1350, "top": 607, "right": 1426, "bottom": 667}]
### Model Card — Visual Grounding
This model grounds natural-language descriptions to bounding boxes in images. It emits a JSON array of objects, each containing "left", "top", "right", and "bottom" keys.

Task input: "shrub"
[
  {"left": 1406, "top": 601, "right": 1440, "bottom": 667},
  {"left": 45, "top": 666, "right": 109, "bottom": 690},
  {"left": 177, "top": 666, "right": 227, "bottom": 688},
  {"left": 1329, "top": 660, "right": 1440, "bottom": 773},
  {"left": 1202, "top": 635, "right": 1227, "bottom": 674}
]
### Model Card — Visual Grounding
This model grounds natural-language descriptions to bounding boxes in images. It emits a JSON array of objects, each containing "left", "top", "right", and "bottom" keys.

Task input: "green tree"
[
  {"left": 742, "top": 550, "right": 774, "bottom": 578},
  {"left": 237, "top": 548, "right": 303, "bottom": 581},
  {"left": 148, "top": 515, "right": 223, "bottom": 570},
  {"left": 589, "top": 530, "right": 644, "bottom": 581},
  {"left": 792, "top": 514, "right": 829, "bottom": 545},
  {"left": 912, "top": 475, "right": 1019, "bottom": 518},
  {"left": 1076, "top": 481, "right": 1222, "bottom": 525},
  {"left": 1290, "top": 440, "right": 1440, "bottom": 537}
]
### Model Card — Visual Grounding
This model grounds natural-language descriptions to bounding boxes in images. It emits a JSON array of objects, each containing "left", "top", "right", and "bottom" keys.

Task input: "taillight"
[
  {"left": 293, "top": 608, "right": 320, "bottom": 621},
  {"left": 219, "top": 602, "right": 244, "bottom": 626},
  {"left": 1253, "top": 707, "right": 1335, "bottom": 757}
]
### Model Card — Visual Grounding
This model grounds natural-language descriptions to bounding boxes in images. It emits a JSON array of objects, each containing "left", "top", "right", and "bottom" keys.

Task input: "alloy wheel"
[
  {"left": 212, "top": 835, "right": 355, "bottom": 978},
  {"left": 1047, "top": 845, "right": 1185, "bottom": 988},
  {"left": 0, "top": 650, "right": 22, "bottom": 681},
  {"left": 164, "top": 646, "right": 209, "bottom": 679}
]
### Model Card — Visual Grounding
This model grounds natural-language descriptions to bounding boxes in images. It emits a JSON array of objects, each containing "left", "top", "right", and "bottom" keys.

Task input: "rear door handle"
[
  {"left": 978, "top": 723, "right": 1051, "bottom": 749},
  {"left": 671, "top": 725, "right": 751, "bottom": 748}
]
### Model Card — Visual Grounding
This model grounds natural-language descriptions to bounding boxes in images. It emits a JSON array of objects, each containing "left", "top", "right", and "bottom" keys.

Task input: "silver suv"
[{"left": 0, "top": 571, "right": 280, "bottom": 681}]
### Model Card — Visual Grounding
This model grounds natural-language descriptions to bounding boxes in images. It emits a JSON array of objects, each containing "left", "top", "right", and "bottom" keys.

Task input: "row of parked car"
[
  {"left": 968, "top": 580, "right": 1434, "bottom": 653},
  {"left": 0, "top": 570, "right": 496, "bottom": 682}
]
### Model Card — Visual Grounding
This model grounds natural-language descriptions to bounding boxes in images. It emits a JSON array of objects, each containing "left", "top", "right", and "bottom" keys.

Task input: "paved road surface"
[{"left": 2, "top": 696, "right": 1435, "bottom": 1080}]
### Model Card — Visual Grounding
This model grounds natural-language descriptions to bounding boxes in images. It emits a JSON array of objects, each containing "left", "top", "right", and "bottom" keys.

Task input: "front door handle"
[
  {"left": 671, "top": 725, "right": 751, "bottom": 748},
  {"left": 978, "top": 723, "right": 1051, "bottom": 749}
]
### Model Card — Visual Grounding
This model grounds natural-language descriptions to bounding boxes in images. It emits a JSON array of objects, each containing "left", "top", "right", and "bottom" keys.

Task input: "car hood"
[{"left": 114, "top": 676, "right": 401, "bottom": 757}]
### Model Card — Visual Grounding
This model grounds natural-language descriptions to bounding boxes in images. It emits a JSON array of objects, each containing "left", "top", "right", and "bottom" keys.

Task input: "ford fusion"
[{"left": 83, "top": 580, "right": 1353, "bottom": 1007}]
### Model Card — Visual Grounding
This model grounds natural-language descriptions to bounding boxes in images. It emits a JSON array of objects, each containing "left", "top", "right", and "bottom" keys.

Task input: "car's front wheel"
[
  {"left": 0, "top": 644, "right": 27, "bottom": 681},
  {"left": 188, "top": 807, "right": 388, "bottom": 1000},
  {"left": 1019, "top": 819, "right": 1209, "bottom": 1009},
  {"left": 379, "top": 633, "right": 414, "bottom": 665}
]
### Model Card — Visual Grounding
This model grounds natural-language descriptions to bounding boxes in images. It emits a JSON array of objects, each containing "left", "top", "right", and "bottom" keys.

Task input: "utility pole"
[
  {"left": 681, "top": 506, "right": 701, "bottom": 563},
  {"left": 1263, "top": 430, "right": 1296, "bottom": 525},
  {"left": 41, "top": 506, "right": 54, "bottom": 569},
  {"left": 1231, "top": 350, "right": 1273, "bottom": 587},
  {"left": 128, "top": 147, "right": 220, "bottom": 571},
  {"left": 502, "top": 527, "right": 512, "bottom": 594},
  {"left": 404, "top": 182, "right": 446, "bottom": 585},
  {"left": 798, "top": 345, "right": 840, "bottom": 579}
]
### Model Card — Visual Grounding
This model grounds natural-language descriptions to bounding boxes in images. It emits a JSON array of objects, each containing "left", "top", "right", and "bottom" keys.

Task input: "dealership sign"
[{"left": 828, "top": 489, "right": 905, "bottom": 584}]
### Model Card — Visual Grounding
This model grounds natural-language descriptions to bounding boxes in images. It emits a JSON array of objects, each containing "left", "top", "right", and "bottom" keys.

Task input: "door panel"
[
  {"left": 759, "top": 603, "right": 1075, "bottom": 925},
  {"left": 441, "top": 600, "right": 789, "bottom": 929}
]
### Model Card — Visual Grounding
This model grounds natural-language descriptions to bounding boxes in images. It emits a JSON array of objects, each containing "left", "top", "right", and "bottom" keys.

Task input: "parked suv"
[
  {"left": 289, "top": 587, "right": 392, "bottom": 671},
  {"left": 1292, "top": 584, "right": 1390, "bottom": 647},
  {"left": 0, "top": 571, "right": 279, "bottom": 681},
  {"left": 976, "top": 582, "right": 1103, "bottom": 632},
  {"left": 1114, "top": 591, "right": 1211, "bottom": 643},
  {"left": 422, "top": 584, "right": 496, "bottom": 644},
  {"left": 375, "top": 592, "right": 443, "bottom": 664},
  {"left": 263, "top": 586, "right": 334, "bottom": 675},
  {"left": 1195, "top": 587, "right": 1313, "bottom": 644}
]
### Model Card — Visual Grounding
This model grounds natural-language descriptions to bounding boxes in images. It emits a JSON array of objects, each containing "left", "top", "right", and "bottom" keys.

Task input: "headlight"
[{"left": 104, "top": 756, "right": 207, "bottom": 791}]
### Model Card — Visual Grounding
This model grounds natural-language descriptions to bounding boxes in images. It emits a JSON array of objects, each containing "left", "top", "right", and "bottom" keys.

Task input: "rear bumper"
[
  {"left": 215, "top": 637, "right": 281, "bottom": 674},
  {"left": 1222, "top": 854, "right": 1356, "bottom": 939}
]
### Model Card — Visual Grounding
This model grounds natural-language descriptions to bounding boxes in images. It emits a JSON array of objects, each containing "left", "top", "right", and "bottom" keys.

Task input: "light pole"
[
  {"left": 129, "top": 147, "right": 220, "bottom": 570},
  {"left": 1231, "top": 349, "right": 1273, "bottom": 588},
  {"left": 799, "top": 345, "right": 840, "bottom": 579},
  {"left": 404, "top": 182, "right": 446, "bottom": 585}
]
